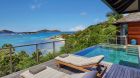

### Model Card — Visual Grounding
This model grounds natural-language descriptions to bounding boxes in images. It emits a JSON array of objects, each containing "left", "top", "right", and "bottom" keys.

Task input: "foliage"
[
  {"left": 61, "top": 25, "right": 117, "bottom": 53},
  {"left": 40, "top": 52, "right": 58, "bottom": 63},
  {"left": 16, "top": 51, "right": 36, "bottom": 70},
  {"left": 60, "top": 14, "right": 121, "bottom": 53},
  {"left": 16, "top": 57, "right": 36, "bottom": 70},
  {"left": 17, "top": 51, "right": 29, "bottom": 59},
  {"left": 0, "top": 45, "right": 38, "bottom": 77},
  {"left": 0, "top": 44, "right": 60, "bottom": 77},
  {"left": 0, "top": 44, "right": 19, "bottom": 76},
  {"left": 106, "top": 12, "right": 123, "bottom": 20},
  {"left": 32, "top": 49, "right": 42, "bottom": 61}
]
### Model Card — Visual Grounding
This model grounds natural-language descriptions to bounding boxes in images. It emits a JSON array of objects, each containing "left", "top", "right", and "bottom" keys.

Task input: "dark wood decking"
[{"left": 2, "top": 60, "right": 112, "bottom": 78}]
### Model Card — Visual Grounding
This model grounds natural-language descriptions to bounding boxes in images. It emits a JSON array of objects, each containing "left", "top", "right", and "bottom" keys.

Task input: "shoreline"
[{"left": 45, "top": 35, "right": 65, "bottom": 41}]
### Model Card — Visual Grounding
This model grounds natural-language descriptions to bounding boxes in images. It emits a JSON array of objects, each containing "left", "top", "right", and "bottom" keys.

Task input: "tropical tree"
[
  {"left": 0, "top": 44, "right": 19, "bottom": 77},
  {"left": 106, "top": 12, "right": 123, "bottom": 20}
]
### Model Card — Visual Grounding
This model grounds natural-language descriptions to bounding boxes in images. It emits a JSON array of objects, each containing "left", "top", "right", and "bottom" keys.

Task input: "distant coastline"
[
  {"left": 46, "top": 33, "right": 74, "bottom": 41},
  {"left": 0, "top": 29, "right": 61, "bottom": 34},
  {"left": 0, "top": 31, "right": 74, "bottom": 47},
  {"left": 47, "top": 35, "right": 65, "bottom": 41}
]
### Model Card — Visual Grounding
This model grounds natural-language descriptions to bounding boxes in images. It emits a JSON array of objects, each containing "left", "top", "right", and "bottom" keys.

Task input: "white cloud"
[
  {"left": 30, "top": 4, "right": 41, "bottom": 10},
  {"left": 31, "top": 5, "right": 36, "bottom": 10},
  {"left": 92, "top": 18, "right": 105, "bottom": 24},
  {"left": 70, "top": 25, "right": 86, "bottom": 31},
  {"left": 30, "top": 0, "right": 47, "bottom": 10},
  {"left": 80, "top": 12, "right": 87, "bottom": 16},
  {"left": 93, "top": 18, "right": 101, "bottom": 24}
]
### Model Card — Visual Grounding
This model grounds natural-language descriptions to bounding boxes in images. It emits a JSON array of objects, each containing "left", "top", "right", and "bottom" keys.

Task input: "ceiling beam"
[{"left": 102, "top": 0, "right": 139, "bottom": 14}]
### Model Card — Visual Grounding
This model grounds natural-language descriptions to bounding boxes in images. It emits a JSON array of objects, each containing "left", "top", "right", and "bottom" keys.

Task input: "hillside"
[
  {"left": 37, "top": 29, "right": 60, "bottom": 32},
  {"left": 0, "top": 30, "right": 14, "bottom": 34},
  {"left": 60, "top": 14, "right": 122, "bottom": 54}
]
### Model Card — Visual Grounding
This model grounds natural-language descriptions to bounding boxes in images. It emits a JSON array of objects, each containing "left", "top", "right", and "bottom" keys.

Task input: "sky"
[{"left": 0, "top": 0, "right": 112, "bottom": 32}]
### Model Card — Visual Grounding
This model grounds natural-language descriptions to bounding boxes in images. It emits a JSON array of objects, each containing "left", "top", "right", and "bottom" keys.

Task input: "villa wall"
[{"left": 128, "top": 22, "right": 140, "bottom": 45}]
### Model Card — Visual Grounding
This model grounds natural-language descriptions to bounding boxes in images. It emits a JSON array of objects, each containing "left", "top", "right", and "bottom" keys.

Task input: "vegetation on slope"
[
  {"left": 60, "top": 12, "right": 123, "bottom": 53},
  {"left": 0, "top": 44, "right": 57, "bottom": 77}
]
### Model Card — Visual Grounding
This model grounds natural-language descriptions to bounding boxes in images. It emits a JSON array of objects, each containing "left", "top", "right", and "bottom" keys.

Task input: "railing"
[
  {"left": 0, "top": 40, "right": 65, "bottom": 77},
  {"left": 0, "top": 35, "right": 130, "bottom": 77},
  {"left": 107, "top": 35, "right": 128, "bottom": 45}
]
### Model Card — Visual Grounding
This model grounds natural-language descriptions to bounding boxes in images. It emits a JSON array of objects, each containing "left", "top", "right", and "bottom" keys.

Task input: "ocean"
[{"left": 0, "top": 32, "right": 73, "bottom": 55}]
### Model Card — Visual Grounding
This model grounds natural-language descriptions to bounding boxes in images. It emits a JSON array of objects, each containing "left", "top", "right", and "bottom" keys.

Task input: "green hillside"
[{"left": 61, "top": 13, "right": 122, "bottom": 53}]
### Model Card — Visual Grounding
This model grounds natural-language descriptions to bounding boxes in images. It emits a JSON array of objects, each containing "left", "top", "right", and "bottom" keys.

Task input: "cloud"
[
  {"left": 92, "top": 18, "right": 105, "bottom": 24},
  {"left": 70, "top": 25, "right": 86, "bottom": 31},
  {"left": 93, "top": 18, "right": 101, "bottom": 24},
  {"left": 30, "top": 4, "right": 41, "bottom": 10},
  {"left": 80, "top": 12, "right": 87, "bottom": 16},
  {"left": 30, "top": 0, "right": 47, "bottom": 10}
]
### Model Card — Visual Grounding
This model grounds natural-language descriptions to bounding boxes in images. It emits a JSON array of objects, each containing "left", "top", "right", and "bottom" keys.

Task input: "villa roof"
[
  {"left": 116, "top": 12, "right": 140, "bottom": 23},
  {"left": 102, "top": 0, "right": 140, "bottom": 14}
]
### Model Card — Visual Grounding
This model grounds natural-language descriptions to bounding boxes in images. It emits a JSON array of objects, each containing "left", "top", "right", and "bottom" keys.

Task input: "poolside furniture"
[
  {"left": 104, "top": 64, "right": 140, "bottom": 78},
  {"left": 20, "top": 66, "right": 69, "bottom": 78},
  {"left": 55, "top": 54, "right": 105, "bottom": 77},
  {"left": 20, "top": 66, "right": 98, "bottom": 78}
]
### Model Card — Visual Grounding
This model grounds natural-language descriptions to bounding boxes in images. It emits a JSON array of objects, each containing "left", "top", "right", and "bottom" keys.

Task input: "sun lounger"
[
  {"left": 20, "top": 66, "right": 98, "bottom": 78},
  {"left": 55, "top": 54, "right": 105, "bottom": 77}
]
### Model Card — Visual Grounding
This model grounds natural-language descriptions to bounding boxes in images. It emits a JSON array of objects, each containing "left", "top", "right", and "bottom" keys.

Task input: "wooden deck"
[{"left": 2, "top": 60, "right": 112, "bottom": 78}]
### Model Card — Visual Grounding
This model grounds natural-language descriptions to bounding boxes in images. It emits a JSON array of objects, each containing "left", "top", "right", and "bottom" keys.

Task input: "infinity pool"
[{"left": 75, "top": 45, "right": 140, "bottom": 67}]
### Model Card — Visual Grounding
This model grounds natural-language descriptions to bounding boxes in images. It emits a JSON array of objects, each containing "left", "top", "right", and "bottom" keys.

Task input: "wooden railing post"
[
  {"left": 9, "top": 47, "right": 13, "bottom": 73},
  {"left": 116, "top": 36, "right": 117, "bottom": 45},
  {"left": 64, "top": 39, "right": 69, "bottom": 54},
  {"left": 53, "top": 41, "right": 55, "bottom": 53},
  {"left": 36, "top": 44, "right": 39, "bottom": 63},
  {"left": 65, "top": 39, "right": 66, "bottom": 47}
]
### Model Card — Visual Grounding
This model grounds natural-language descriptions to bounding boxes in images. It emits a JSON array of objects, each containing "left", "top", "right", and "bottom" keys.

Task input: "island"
[
  {"left": 0, "top": 29, "right": 61, "bottom": 34},
  {"left": 0, "top": 30, "right": 14, "bottom": 34}
]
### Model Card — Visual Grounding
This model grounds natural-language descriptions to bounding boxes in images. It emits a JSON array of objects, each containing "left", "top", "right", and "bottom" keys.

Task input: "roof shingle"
[{"left": 116, "top": 12, "right": 140, "bottom": 23}]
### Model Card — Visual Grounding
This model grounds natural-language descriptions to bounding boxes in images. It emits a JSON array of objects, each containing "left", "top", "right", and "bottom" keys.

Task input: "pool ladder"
[{"left": 126, "top": 46, "right": 139, "bottom": 56}]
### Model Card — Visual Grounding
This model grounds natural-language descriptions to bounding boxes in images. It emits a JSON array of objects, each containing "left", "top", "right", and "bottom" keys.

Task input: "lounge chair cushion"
[
  {"left": 29, "top": 66, "right": 46, "bottom": 74},
  {"left": 20, "top": 70, "right": 34, "bottom": 78},
  {"left": 55, "top": 54, "right": 104, "bottom": 66},
  {"left": 71, "top": 73, "right": 86, "bottom": 78},
  {"left": 34, "top": 67, "right": 70, "bottom": 78},
  {"left": 20, "top": 66, "right": 70, "bottom": 78},
  {"left": 55, "top": 54, "right": 87, "bottom": 64},
  {"left": 87, "top": 55, "right": 104, "bottom": 64},
  {"left": 82, "top": 71, "right": 98, "bottom": 78},
  {"left": 74, "top": 55, "right": 104, "bottom": 66}
]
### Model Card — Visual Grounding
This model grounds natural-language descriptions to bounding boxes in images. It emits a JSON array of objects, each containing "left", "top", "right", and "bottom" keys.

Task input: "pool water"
[{"left": 75, "top": 46, "right": 140, "bottom": 67}]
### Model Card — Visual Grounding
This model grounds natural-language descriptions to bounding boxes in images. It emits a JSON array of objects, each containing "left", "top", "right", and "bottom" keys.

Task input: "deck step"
[
  {"left": 127, "top": 46, "right": 139, "bottom": 56},
  {"left": 127, "top": 51, "right": 138, "bottom": 55}
]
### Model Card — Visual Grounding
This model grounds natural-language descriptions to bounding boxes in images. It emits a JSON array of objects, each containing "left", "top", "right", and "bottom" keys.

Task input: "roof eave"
[
  {"left": 115, "top": 20, "right": 140, "bottom": 24},
  {"left": 102, "top": 0, "right": 140, "bottom": 14},
  {"left": 102, "top": 0, "right": 118, "bottom": 14}
]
